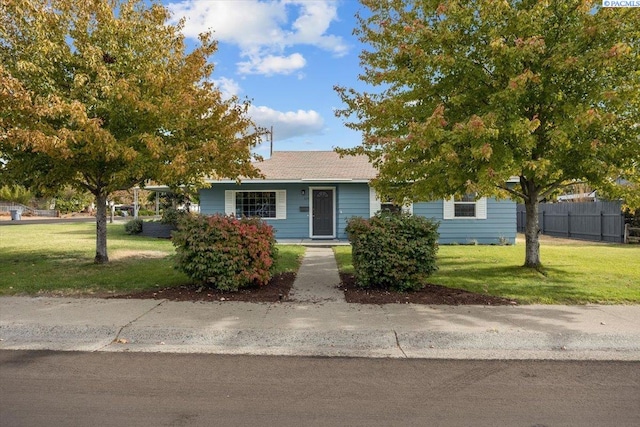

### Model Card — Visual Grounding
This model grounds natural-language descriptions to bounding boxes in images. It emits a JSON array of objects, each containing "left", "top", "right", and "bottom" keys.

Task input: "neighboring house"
[
  {"left": 197, "top": 151, "right": 516, "bottom": 244},
  {"left": 556, "top": 190, "right": 598, "bottom": 202}
]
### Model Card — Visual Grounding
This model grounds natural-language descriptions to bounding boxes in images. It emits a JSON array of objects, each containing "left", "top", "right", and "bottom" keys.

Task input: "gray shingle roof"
[{"left": 244, "top": 151, "right": 377, "bottom": 181}]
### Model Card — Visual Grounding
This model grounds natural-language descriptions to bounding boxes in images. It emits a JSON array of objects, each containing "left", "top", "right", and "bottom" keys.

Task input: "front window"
[
  {"left": 381, "top": 197, "right": 403, "bottom": 214},
  {"left": 235, "top": 191, "right": 276, "bottom": 218},
  {"left": 454, "top": 194, "right": 477, "bottom": 217}
]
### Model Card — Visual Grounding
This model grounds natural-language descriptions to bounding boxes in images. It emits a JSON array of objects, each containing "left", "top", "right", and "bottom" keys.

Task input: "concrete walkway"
[
  {"left": 288, "top": 247, "right": 345, "bottom": 303},
  {"left": 1, "top": 248, "right": 640, "bottom": 360}
]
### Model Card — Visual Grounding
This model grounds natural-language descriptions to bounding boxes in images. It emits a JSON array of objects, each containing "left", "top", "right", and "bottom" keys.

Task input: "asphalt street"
[{"left": 1, "top": 350, "right": 639, "bottom": 427}]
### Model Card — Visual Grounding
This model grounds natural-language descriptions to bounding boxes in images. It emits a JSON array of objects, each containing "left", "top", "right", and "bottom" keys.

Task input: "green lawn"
[
  {"left": 333, "top": 240, "right": 640, "bottom": 304},
  {"left": 0, "top": 222, "right": 305, "bottom": 295}
]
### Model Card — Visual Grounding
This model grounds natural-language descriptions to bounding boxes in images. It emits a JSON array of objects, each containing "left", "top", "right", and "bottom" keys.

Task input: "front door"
[{"left": 312, "top": 189, "right": 334, "bottom": 237}]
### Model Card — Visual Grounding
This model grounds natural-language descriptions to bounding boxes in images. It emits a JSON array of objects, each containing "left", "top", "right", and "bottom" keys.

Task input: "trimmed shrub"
[
  {"left": 161, "top": 207, "right": 188, "bottom": 226},
  {"left": 345, "top": 212, "right": 439, "bottom": 292},
  {"left": 124, "top": 218, "right": 143, "bottom": 235},
  {"left": 172, "top": 214, "right": 277, "bottom": 291}
]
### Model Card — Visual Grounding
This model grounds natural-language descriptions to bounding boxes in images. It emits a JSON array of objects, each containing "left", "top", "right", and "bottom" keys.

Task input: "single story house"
[{"left": 198, "top": 151, "right": 516, "bottom": 244}]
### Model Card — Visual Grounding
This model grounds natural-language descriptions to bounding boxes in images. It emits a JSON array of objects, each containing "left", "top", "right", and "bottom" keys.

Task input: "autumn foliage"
[
  {"left": 335, "top": 0, "right": 639, "bottom": 268},
  {"left": 0, "top": 0, "right": 262, "bottom": 263},
  {"left": 172, "top": 215, "right": 277, "bottom": 292}
]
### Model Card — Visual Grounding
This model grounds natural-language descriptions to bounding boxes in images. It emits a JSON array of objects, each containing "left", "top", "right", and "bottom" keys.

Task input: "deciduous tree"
[
  {"left": 1, "top": 0, "right": 261, "bottom": 263},
  {"left": 335, "top": 0, "right": 639, "bottom": 268}
]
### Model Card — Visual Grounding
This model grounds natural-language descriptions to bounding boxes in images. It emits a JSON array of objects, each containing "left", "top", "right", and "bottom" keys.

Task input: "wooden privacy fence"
[
  {"left": 625, "top": 224, "right": 640, "bottom": 244},
  {"left": 517, "top": 201, "right": 625, "bottom": 243}
]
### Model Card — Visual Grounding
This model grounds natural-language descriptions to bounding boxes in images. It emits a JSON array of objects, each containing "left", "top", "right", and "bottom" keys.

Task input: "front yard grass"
[
  {"left": 333, "top": 239, "right": 640, "bottom": 304},
  {"left": 0, "top": 222, "right": 305, "bottom": 296}
]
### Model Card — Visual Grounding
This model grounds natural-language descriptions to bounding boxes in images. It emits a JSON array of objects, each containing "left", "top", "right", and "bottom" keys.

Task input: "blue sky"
[{"left": 163, "top": 0, "right": 369, "bottom": 157}]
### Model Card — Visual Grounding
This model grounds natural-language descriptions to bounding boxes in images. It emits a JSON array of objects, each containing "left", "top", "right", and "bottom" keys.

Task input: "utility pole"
[{"left": 270, "top": 125, "right": 274, "bottom": 157}]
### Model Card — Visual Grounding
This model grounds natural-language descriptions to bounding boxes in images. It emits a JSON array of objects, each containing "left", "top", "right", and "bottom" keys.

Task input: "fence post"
[
  {"left": 567, "top": 211, "right": 571, "bottom": 237},
  {"left": 541, "top": 210, "right": 545, "bottom": 234},
  {"left": 624, "top": 223, "right": 629, "bottom": 244},
  {"left": 600, "top": 211, "right": 604, "bottom": 242}
]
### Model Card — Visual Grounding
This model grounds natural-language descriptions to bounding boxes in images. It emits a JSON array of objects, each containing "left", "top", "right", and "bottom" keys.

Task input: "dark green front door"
[{"left": 312, "top": 189, "right": 333, "bottom": 237}]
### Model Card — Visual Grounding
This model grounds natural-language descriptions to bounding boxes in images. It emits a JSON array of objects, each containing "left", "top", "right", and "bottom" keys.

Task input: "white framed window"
[
  {"left": 369, "top": 186, "right": 413, "bottom": 216},
  {"left": 443, "top": 194, "right": 487, "bottom": 219},
  {"left": 225, "top": 190, "right": 286, "bottom": 219}
]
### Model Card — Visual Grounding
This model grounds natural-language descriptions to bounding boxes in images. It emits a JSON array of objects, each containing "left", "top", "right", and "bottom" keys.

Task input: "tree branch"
[
  {"left": 496, "top": 184, "right": 525, "bottom": 200},
  {"left": 538, "top": 179, "right": 576, "bottom": 201}
]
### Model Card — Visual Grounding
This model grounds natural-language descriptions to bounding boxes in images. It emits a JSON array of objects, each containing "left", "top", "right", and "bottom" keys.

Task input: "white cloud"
[
  {"left": 238, "top": 53, "right": 306, "bottom": 76},
  {"left": 289, "top": 1, "right": 348, "bottom": 56},
  {"left": 212, "top": 76, "right": 242, "bottom": 99},
  {"left": 168, "top": 0, "right": 348, "bottom": 76},
  {"left": 169, "top": 0, "right": 286, "bottom": 47},
  {"left": 249, "top": 105, "right": 324, "bottom": 140}
]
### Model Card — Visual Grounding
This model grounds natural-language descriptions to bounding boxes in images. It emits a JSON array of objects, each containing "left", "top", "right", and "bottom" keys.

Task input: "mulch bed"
[
  {"left": 338, "top": 273, "right": 517, "bottom": 306},
  {"left": 114, "top": 272, "right": 296, "bottom": 303},
  {"left": 114, "top": 271, "right": 516, "bottom": 305}
]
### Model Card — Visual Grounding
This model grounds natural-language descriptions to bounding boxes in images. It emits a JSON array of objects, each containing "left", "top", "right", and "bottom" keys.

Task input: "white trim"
[
  {"left": 275, "top": 190, "right": 287, "bottom": 219},
  {"left": 476, "top": 197, "right": 487, "bottom": 219},
  {"left": 309, "top": 186, "right": 336, "bottom": 238},
  {"left": 443, "top": 196, "right": 487, "bottom": 220},
  {"left": 369, "top": 186, "right": 381, "bottom": 217},
  {"left": 402, "top": 201, "right": 414, "bottom": 215},
  {"left": 224, "top": 190, "right": 235, "bottom": 216},
  {"left": 224, "top": 190, "right": 286, "bottom": 219}
]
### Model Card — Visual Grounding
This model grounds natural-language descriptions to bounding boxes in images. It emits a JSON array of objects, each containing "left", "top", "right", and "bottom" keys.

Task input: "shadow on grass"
[{"left": 431, "top": 263, "right": 604, "bottom": 303}]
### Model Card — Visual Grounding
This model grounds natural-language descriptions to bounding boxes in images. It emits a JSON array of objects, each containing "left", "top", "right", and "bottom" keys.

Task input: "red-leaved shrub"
[{"left": 172, "top": 214, "right": 277, "bottom": 291}]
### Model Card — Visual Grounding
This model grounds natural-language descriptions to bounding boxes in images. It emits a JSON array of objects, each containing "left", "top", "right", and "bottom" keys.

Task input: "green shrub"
[
  {"left": 138, "top": 209, "right": 156, "bottom": 216},
  {"left": 172, "top": 214, "right": 277, "bottom": 291},
  {"left": 161, "top": 207, "right": 187, "bottom": 226},
  {"left": 0, "top": 185, "right": 33, "bottom": 205},
  {"left": 53, "top": 187, "right": 92, "bottom": 214},
  {"left": 345, "top": 212, "right": 439, "bottom": 292},
  {"left": 124, "top": 218, "right": 143, "bottom": 234}
]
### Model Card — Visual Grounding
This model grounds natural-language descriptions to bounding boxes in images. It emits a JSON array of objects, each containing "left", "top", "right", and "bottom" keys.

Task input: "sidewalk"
[{"left": 1, "top": 248, "right": 639, "bottom": 360}]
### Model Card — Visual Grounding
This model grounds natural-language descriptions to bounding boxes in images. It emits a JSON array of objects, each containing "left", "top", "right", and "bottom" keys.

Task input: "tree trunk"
[
  {"left": 523, "top": 198, "right": 541, "bottom": 269},
  {"left": 94, "top": 192, "right": 109, "bottom": 264}
]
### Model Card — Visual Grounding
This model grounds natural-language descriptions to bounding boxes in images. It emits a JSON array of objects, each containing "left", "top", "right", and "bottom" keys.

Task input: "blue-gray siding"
[
  {"left": 200, "top": 183, "right": 516, "bottom": 243},
  {"left": 414, "top": 199, "right": 516, "bottom": 244}
]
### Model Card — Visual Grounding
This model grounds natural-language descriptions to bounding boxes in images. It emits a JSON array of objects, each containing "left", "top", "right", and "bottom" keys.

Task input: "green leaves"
[
  {"left": 337, "top": 0, "right": 639, "bottom": 204},
  {"left": 345, "top": 212, "right": 439, "bottom": 292},
  {"left": 337, "top": 0, "right": 639, "bottom": 267}
]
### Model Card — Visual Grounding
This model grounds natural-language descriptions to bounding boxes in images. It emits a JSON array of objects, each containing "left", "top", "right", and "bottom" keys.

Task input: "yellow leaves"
[
  {"left": 480, "top": 143, "right": 493, "bottom": 161},
  {"left": 508, "top": 69, "right": 541, "bottom": 91},
  {"left": 490, "top": 37, "right": 506, "bottom": 50},
  {"left": 527, "top": 117, "right": 541, "bottom": 133},
  {"left": 605, "top": 43, "right": 632, "bottom": 58},
  {"left": 141, "top": 134, "right": 162, "bottom": 160}
]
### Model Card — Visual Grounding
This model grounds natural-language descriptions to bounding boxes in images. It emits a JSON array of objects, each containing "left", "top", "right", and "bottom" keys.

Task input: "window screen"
[{"left": 235, "top": 191, "right": 276, "bottom": 218}]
